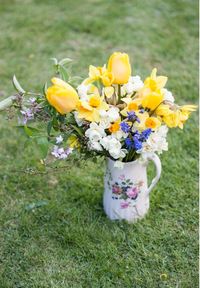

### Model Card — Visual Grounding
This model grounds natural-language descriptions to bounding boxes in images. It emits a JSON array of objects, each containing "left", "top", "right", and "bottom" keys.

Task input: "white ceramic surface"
[{"left": 103, "top": 153, "right": 161, "bottom": 222}]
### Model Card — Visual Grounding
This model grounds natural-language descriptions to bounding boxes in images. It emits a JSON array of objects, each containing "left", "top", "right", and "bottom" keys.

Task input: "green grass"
[{"left": 0, "top": 0, "right": 198, "bottom": 287}]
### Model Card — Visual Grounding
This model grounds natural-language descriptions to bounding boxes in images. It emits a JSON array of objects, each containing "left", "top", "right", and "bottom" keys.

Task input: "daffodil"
[
  {"left": 138, "top": 68, "right": 168, "bottom": 111},
  {"left": 141, "top": 92, "right": 164, "bottom": 111},
  {"left": 46, "top": 78, "right": 79, "bottom": 114},
  {"left": 76, "top": 94, "right": 109, "bottom": 122},
  {"left": 86, "top": 64, "right": 114, "bottom": 87},
  {"left": 144, "top": 68, "right": 167, "bottom": 91},
  {"left": 155, "top": 103, "right": 197, "bottom": 129},
  {"left": 145, "top": 117, "right": 161, "bottom": 129},
  {"left": 120, "top": 97, "right": 141, "bottom": 116},
  {"left": 67, "top": 135, "right": 80, "bottom": 149},
  {"left": 109, "top": 120, "right": 121, "bottom": 133}
]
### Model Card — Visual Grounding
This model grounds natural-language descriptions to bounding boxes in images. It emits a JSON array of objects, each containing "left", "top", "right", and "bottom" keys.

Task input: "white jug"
[{"left": 103, "top": 153, "right": 161, "bottom": 222}]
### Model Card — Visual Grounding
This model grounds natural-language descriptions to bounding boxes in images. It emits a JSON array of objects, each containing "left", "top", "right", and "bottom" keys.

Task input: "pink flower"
[
  {"left": 120, "top": 202, "right": 129, "bottom": 209},
  {"left": 126, "top": 187, "right": 139, "bottom": 198}
]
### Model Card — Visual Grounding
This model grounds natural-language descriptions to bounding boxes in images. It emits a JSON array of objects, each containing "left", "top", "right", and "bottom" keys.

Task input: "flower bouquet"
[{"left": 0, "top": 52, "right": 197, "bottom": 222}]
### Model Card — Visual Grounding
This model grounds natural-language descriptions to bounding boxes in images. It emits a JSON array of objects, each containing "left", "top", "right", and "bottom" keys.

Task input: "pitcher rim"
[{"left": 107, "top": 157, "right": 143, "bottom": 167}]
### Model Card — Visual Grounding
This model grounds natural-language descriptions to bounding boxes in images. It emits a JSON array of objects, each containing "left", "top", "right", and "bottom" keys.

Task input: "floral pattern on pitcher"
[{"left": 109, "top": 174, "right": 144, "bottom": 209}]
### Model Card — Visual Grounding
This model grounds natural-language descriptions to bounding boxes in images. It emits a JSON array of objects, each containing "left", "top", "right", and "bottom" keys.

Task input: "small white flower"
[
  {"left": 123, "top": 75, "right": 144, "bottom": 94},
  {"left": 100, "top": 135, "right": 112, "bottom": 150},
  {"left": 85, "top": 122, "right": 106, "bottom": 142},
  {"left": 99, "top": 118, "right": 111, "bottom": 129},
  {"left": 139, "top": 125, "right": 168, "bottom": 155},
  {"left": 162, "top": 88, "right": 174, "bottom": 103},
  {"left": 107, "top": 107, "right": 120, "bottom": 122},
  {"left": 74, "top": 111, "right": 84, "bottom": 127},
  {"left": 56, "top": 135, "right": 63, "bottom": 144},
  {"left": 111, "top": 130, "right": 128, "bottom": 140},
  {"left": 88, "top": 141, "right": 103, "bottom": 151},
  {"left": 77, "top": 84, "right": 90, "bottom": 100}
]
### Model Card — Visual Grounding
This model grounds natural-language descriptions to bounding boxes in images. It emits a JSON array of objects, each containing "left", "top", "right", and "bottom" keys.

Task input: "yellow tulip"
[
  {"left": 107, "top": 52, "right": 131, "bottom": 84},
  {"left": 46, "top": 78, "right": 79, "bottom": 114}
]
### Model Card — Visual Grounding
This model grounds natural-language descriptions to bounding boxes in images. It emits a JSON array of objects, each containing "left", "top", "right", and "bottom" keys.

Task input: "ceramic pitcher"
[{"left": 103, "top": 153, "right": 161, "bottom": 222}]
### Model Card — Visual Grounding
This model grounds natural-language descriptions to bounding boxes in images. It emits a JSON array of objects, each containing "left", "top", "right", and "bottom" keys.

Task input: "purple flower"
[
  {"left": 120, "top": 202, "right": 129, "bottom": 209},
  {"left": 127, "top": 111, "right": 140, "bottom": 123},
  {"left": 51, "top": 146, "right": 73, "bottom": 160},
  {"left": 20, "top": 108, "right": 34, "bottom": 124},
  {"left": 120, "top": 122, "right": 131, "bottom": 133}
]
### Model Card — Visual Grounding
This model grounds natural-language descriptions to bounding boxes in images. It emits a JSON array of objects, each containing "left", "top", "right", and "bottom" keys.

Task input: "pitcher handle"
[{"left": 144, "top": 152, "right": 162, "bottom": 195}]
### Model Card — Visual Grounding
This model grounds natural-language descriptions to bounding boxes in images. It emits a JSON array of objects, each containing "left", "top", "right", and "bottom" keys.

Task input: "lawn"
[{"left": 0, "top": 0, "right": 198, "bottom": 287}]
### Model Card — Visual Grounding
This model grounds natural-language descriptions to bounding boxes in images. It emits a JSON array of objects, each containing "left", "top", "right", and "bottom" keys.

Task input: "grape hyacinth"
[
  {"left": 127, "top": 111, "right": 140, "bottom": 122},
  {"left": 120, "top": 122, "right": 131, "bottom": 133}
]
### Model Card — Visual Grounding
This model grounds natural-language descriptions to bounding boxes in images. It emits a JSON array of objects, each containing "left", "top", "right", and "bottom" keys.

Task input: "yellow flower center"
[
  {"left": 128, "top": 102, "right": 138, "bottom": 111},
  {"left": 89, "top": 95, "right": 101, "bottom": 107},
  {"left": 145, "top": 117, "right": 157, "bottom": 129},
  {"left": 109, "top": 122, "right": 120, "bottom": 133}
]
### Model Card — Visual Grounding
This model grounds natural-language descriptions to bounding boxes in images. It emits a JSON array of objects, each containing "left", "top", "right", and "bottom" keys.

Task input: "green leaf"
[
  {"left": 71, "top": 124, "right": 84, "bottom": 136},
  {"left": 13, "top": 75, "right": 25, "bottom": 94},
  {"left": 43, "top": 82, "right": 48, "bottom": 95},
  {"left": 47, "top": 121, "right": 52, "bottom": 135},
  {"left": 50, "top": 57, "right": 58, "bottom": 65},
  {"left": 36, "top": 137, "right": 49, "bottom": 158},
  {"left": 0, "top": 96, "right": 16, "bottom": 111},
  {"left": 59, "top": 66, "right": 69, "bottom": 81},
  {"left": 16, "top": 125, "right": 41, "bottom": 137},
  {"left": 59, "top": 58, "right": 73, "bottom": 66}
]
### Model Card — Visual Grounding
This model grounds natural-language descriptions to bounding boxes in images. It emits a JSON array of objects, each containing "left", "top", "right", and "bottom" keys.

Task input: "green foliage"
[{"left": 0, "top": 0, "right": 198, "bottom": 287}]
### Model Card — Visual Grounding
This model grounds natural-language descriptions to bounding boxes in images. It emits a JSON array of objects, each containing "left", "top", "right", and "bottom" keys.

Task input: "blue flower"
[
  {"left": 120, "top": 122, "right": 131, "bottom": 133},
  {"left": 125, "top": 137, "right": 134, "bottom": 149},
  {"left": 127, "top": 111, "right": 140, "bottom": 123},
  {"left": 133, "top": 137, "right": 143, "bottom": 150},
  {"left": 140, "top": 128, "right": 152, "bottom": 141}
]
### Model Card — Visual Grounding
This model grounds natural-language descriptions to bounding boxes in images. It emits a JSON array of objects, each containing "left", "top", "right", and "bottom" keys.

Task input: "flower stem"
[{"left": 118, "top": 84, "right": 121, "bottom": 103}]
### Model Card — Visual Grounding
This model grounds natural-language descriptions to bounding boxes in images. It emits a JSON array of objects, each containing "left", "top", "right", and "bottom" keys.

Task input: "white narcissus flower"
[
  {"left": 162, "top": 88, "right": 174, "bottom": 103},
  {"left": 139, "top": 125, "right": 168, "bottom": 155},
  {"left": 77, "top": 84, "right": 90, "bottom": 100},
  {"left": 107, "top": 107, "right": 120, "bottom": 122},
  {"left": 100, "top": 136, "right": 127, "bottom": 160},
  {"left": 85, "top": 122, "right": 106, "bottom": 142},
  {"left": 99, "top": 106, "right": 120, "bottom": 124},
  {"left": 74, "top": 111, "right": 84, "bottom": 127},
  {"left": 88, "top": 141, "right": 103, "bottom": 151},
  {"left": 123, "top": 75, "right": 144, "bottom": 94},
  {"left": 111, "top": 130, "right": 128, "bottom": 140}
]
